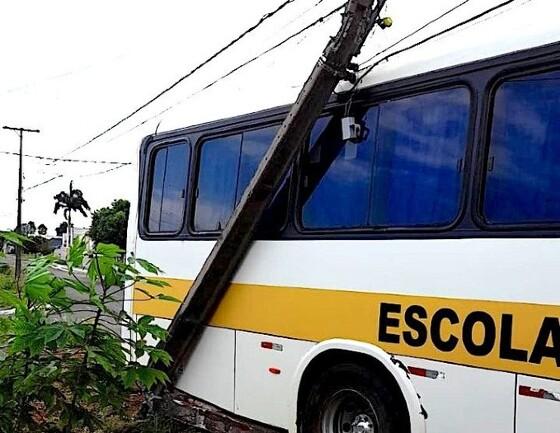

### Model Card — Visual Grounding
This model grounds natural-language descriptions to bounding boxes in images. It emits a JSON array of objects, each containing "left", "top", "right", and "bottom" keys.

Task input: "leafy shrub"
[
  {"left": 0, "top": 234, "right": 177, "bottom": 433},
  {"left": 23, "top": 235, "right": 52, "bottom": 255},
  {"left": 0, "top": 273, "right": 15, "bottom": 294}
]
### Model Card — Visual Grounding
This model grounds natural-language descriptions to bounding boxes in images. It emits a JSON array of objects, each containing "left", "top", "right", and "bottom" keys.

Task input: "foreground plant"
[{"left": 0, "top": 235, "right": 176, "bottom": 433}]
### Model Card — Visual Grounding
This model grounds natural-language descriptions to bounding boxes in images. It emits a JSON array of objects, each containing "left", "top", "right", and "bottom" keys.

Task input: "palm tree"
[
  {"left": 54, "top": 181, "right": 90, "bottom": 245},
  {"left": 37, "top": 224, "right": 47, "bottom": 236}
]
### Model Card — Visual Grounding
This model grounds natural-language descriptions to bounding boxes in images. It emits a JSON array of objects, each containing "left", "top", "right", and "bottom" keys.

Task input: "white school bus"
[{"left": 125, "top": 5, "right": 560, "bottom": 433}]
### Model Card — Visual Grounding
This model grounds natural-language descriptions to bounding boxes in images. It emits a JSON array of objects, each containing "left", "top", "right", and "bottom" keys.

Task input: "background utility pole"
[{"left": 2, "top": 125, "right": 40, "bottom": 285}]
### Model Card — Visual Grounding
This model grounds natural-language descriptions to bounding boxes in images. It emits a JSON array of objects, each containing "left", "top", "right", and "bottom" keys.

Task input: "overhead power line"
[
  {"left": 78, "top": 163, "right": 130, "bottom": 178},
  {"left": 28, "top": 1, "right": 335, "bottom": 192},
  {"left": 359, "top": 0, "right": 472, "bottom": 66},
  {"left": 353, "top": 0, "right": 519, "bottom": 90},
  {"left": 24, "top": 163, "right": 129, "bottom": 195},
  {"left": 24, "top": 174, "right": 63, "bottom": 192},
  {"left": 0, "top": 150, "right": 131, "bottom": 165},
  {"left": 66, "top": 0, "right": 299, "bottom": 156},
  {"left": 106, "top": 3, "right": 346, "bottom": 141}
]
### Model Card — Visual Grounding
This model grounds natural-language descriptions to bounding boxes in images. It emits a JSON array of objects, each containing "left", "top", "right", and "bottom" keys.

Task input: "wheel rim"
[{"left": 320, "top": 388, "right": 379, "bottom": 433}]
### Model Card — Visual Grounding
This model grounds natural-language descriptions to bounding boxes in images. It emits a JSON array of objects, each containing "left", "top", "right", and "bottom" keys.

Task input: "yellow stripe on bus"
[{"left": 134, "top": 279, "right": 560, "bottom": 380}]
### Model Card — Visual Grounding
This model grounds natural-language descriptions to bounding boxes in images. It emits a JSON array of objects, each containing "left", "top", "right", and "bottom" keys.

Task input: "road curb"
[{"left": 51, "top": 264, "right": 87, "bottom": 275}]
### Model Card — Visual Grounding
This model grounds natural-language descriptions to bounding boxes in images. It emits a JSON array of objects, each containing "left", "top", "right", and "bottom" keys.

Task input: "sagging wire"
[
  {"left": 0, "top": 150, "right": 131, "bottom": 165},
  {"left": 358, "top": 0, "right": 472, "bottom": 67},
  {"left": 65, "top": 0, "right": 301, "bottom": 156},
  {"left": 105, "top": 2, "right": 347, "bottom": 144}
]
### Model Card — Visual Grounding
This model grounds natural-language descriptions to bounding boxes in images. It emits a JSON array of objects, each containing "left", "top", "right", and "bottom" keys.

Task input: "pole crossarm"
[
  {"left": 159, "top": 0, "right": 388, "bottom": 385},
  {"left": 3, "top": 126, "right": 40, "bottom": 133}
]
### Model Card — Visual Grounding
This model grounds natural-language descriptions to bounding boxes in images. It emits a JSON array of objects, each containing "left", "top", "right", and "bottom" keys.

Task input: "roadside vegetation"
[
  {"left": 0, "top": 232, "right": 178, "bottom": 433},
  {"left": 89, "top": 200, "right": 130, "bottom": 250}
]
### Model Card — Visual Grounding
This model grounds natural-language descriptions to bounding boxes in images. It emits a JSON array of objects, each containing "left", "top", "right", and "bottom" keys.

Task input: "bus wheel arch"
[{"left": 290, "top": 340, "right": 426, "bottom": 433}]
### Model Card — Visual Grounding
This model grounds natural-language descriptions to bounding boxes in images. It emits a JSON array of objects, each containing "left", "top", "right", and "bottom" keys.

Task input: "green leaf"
[
  {"left": 134, "top": 366, "right": 168, "bottom": 389},
  {"left": 145, "top": 324, "right": 168, "bottom": 342},
  {"left": 69, "top": 325, "right": 87, "bottom": 339},
  {"left": 63, "top": 277, "right": 91, "bottom": 295},
  {"left": 0, "top": 290, "right": 24, "bottom": 310},
  {"left": 135, "top": 258, "right": 163, "bottom": 275},
  {"left": 156, "top": 294, "right": 180, "bottom": 303},
  {"left": 122, "top": 368, "right": 137, "bottom": 389},
  {"left": 88, "top": 349, "right": 117, "bottom": 377},
  {"left": 145, "top": 278, "right": 171, "bottom": 288},
  {"left": 146, "top": 348, "right": 172, "bottom": 367},
  {"left": 42, "top": 325, "right": 65, "bottom": 344},
  {"left": 89, "top": 294, "right": 107, "bottom": 312},
  {"left": 67, "top": 236, "right": 87, "bottom": 269},
  {"left": 0, "top": 231, "right": 28, "bottom": 247},
  {"left": 96, "top": 243, "right": 123, "bottom": 259}
]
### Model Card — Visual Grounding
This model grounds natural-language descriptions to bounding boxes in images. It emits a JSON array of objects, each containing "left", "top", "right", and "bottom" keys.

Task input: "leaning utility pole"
[
  {"left": 161, "top": 0, "right": 389, "bottom": 383},
  {"left": 2, "top": 125, "right": 40, "bottom": 284}
]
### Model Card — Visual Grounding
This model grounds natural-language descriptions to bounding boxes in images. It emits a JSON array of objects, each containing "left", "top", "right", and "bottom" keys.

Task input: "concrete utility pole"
[
  {"left": 2, "top": 125, "right": 40, "bottom": 285},
  {"left": 161, "top": 0, "right": 389, "bottom": 384}
]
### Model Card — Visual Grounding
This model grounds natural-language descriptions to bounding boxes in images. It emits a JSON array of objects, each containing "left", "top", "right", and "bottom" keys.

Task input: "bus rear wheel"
[{"left": 299, "top": 363, "right": 409, "bottom": 433}]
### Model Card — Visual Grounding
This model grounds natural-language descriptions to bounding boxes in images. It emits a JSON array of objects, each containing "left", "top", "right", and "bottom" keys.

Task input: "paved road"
[{"left": 3, "top": 255, "right": 123, "bottom": 333}]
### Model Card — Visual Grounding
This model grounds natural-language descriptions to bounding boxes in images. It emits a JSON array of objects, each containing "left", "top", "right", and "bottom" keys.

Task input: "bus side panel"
[
  {"left": 516, "top": 376, "right": 560, "bottom": 433},
  {"left": 175, "top": 326, "right": 236, "bottom": 413},
  {"left": 400, "top": 356, "right": 515, "bottom": 433},
  {"left": 234, "top": 330, "right": 314, "bottom": 429}
]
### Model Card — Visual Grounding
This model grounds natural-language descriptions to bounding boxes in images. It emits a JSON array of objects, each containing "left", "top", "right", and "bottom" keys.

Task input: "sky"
[{"left": 0, "top": 0, "right": 553, "bottom": 236}]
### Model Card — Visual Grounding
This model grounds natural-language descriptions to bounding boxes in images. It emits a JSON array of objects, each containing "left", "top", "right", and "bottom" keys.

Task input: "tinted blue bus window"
[
  {"left": 484, "top": 70, "right": 560, "bottom": 224},
  {"left": 302, "top": 111, "right": 378, "bottom": 228},
  {"left": 236, "top": 125, "right": 279, "bottom": 204},
  {"left": 148, "top": 143, "right": 189, "bottom": 232},
  {"left": 302, "top": 87, "right": 469, "bottom": 230},
  {"left": 195, "top": 134, "right": 242, "bottom": 231},
  {"left": 148, "top": 149, "right": 167, "bottom": 231},
  {"left": 371, "top": 88, "right": 469, "bottom": 226}
]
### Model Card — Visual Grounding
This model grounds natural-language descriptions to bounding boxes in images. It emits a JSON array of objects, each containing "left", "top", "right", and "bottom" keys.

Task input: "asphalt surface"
[{"left": 3, "top": 254, "right": 124, "bottom": 333}]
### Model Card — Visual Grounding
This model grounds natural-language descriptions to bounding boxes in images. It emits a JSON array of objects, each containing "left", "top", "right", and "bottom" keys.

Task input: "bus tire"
[{"left": 299, "top": 362, "right": 409, "bottom": 433}]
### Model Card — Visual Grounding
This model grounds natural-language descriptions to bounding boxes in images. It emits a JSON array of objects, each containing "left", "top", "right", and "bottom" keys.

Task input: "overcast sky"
[{"left": 0, "top": 0, "right": 550, "bottom": 235}]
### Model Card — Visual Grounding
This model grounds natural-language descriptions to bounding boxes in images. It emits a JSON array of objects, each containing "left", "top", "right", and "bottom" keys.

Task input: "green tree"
[
  {"left": 26, "top": 221, "right": 36, "bottom": 235},
  {"left": 37, "top": 224, "right": 47, "bottom": 236},
  {"left": 89, "top": 199, "right": 130, "bottom": 249},
  {"left": 0, "top": 234, "right": 176, "bottom": 432}
]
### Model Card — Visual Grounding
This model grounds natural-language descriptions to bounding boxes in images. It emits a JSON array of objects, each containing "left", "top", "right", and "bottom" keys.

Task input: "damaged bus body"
[{"left": 125, "top": 2, "right": 560, "bottom": 432}]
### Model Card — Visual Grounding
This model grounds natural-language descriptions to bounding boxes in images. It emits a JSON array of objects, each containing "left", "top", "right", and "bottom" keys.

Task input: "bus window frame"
[
  {"left": 293, "top": 82, "right": 476, "bottom": 236},
  {"left": 473, "top": 62, "right": 560, "bottom": 232},
  {"left": 140, "top": 138, "right": 192, "bottom": 238},
  {"left": 188, "top": 120, "right": 289, "bottom": 238}
]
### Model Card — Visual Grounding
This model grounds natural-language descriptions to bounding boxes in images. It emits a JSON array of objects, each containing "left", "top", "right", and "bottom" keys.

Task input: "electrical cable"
[
  {"left": 28, "top": 2, "right": 341, "bottom": 190},
  {"left": 24, "top": 175, "right": 64, "bottom": 192},
  {"left": 0, "top": 150, "right": 131, "bottom": 165},
  {"left": 105, "top": 3, "right": 346, "bottom": 142},
  {"left": 65, "top": 0, "right": 300, "bottom": 156},
  {"left": 351, "top": 0, "right": 519, "bottom": 92},
  {"left": 23, "top": 163, "right": 129, "bottom": 195},
  {"left": 358, "top": 0, "right": 472, "bottom": 67},
  {"left": 78, "top": 163, "right": 130, "bottom": 178}
]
